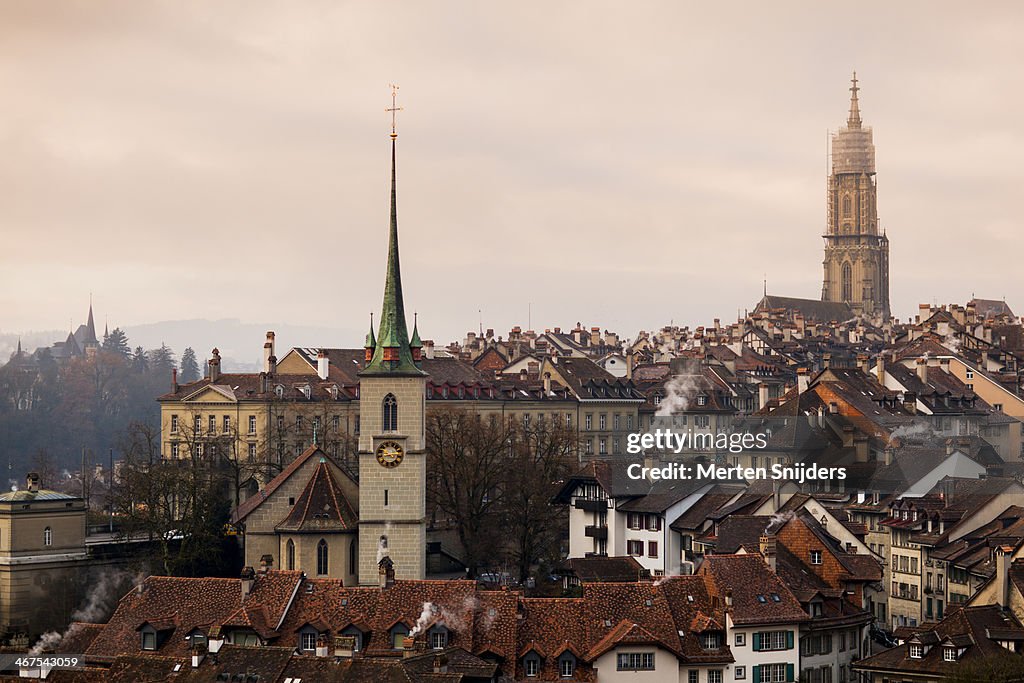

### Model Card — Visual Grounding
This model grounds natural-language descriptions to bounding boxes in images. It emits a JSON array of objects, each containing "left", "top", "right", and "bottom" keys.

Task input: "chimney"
[
  {"left": 240, "top": 566, "right": 255, "bottom": 600},
  {"left": 797, "top": 367, "right": 809, "bottom": 394},
  {"left": 996, "top": 545, "right": 1013, "bottom": 608},
  {"left": 822, "top": 353, "right": 831, "bottom": 369},
  {"left": 543, "top": 372, "right": 551, "bottom": 394},
  {"left": 379, "top": 555, "right": 395, "bottom": 589},
  {"left": 758, "top": 382, "right": 769, "bottom": 410},
  {"left": 724, "top": 588, "right": 733, "bottom": 608},
  {"left": 626, "top": 348, "right": 635, "bottom": 380},
  {"left": 401, "top": 636, "right": 417, "bottom": 657},
  {"left": 191, "top": 647, "right": 206, "bottom": 669},
  {"left": 590, "top": 327, "right": 601, "bottom": 347},
  {"left": 258, "top": 554, "right": 273, "bottom": 574},
  {"left": 315, "top": 635, "right": 329, "bottom": 658},
  {"left": 433, "top": 654, "right": 449, "bottom": 674},
  {"left": 259, "top": 371, "right": 268, "bottom": 394},
  {"left": 207, "top": 627, "right": 225, "bottom": 656},
  {"left": 916, "top": 358, "right": 928, "bottom": 383},
  {"left": 424, "top": 340, "right": 435, "bottom": 359},
  {"left": 267, "top": 355, "right": 277, "bottom": 375},
  {"left": 208, "top": 349, "right": 221, "bottom": 382},
  {"left": 26, "top": 472, "right": 40, "bottom": 493},
  {"left": 317, "top": 350, "right": 330, "bottom": 380},
  {"left": 263, "top": 336, "right": 274, "bottom": 374},
  {"left": 760, "top": 535, "right": 777, "bottom": 572},
  {"left": 172, "top": 368, "right": 178, "bottom": 393},
  {"left": 876, "top": 353, "right": 885, "bottom": 385},
  {"left": 856, "top": 354, "right": 869, "bottom": 372},
  {"left": 829, "top": 402, "right": 839, "bottom": 415}
]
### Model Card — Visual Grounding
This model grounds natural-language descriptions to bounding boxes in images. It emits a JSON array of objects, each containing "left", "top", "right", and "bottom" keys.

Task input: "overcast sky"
[{"left": 2, "top": 2, "right": 1022, "bottom": 348}]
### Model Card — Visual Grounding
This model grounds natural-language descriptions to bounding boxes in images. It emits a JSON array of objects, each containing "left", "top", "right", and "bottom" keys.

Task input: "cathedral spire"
[
  {"left": 361, "top": 87, "right": 425, "bottom": 377},
  {"left": 847, "top": 71, "right": 862, "bottom": 129}
]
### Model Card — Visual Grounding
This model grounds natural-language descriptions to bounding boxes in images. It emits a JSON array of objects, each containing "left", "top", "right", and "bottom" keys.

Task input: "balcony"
[
  {"left": 574, "top": 498, "right": 607, "bottom": 513},
  {"left": 585, "top": 525, "right": 608, "bottom": 540}
]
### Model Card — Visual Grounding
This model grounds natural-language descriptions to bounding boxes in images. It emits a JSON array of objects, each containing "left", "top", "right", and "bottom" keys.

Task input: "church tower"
[
  {"left": 356, "top": 96, "right": 428, "bottom": 584},
  {"left": 821, "top": 74, "right": 890, "bottom": 319}
]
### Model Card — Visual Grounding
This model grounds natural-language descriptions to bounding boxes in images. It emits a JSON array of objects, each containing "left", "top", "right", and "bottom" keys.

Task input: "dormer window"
[
  {"left": 303, "top": 385, "right": 311, "bottom": 399},
  {"left": 701, "top": 632, "right": 722, "bottom": 649},
  {"left": 909, "top": 644, "right": 923, "bottom": 659},
  {"left": 141, "top": 628, "right": 156, "bottom": 651},
  {"left": 697, "top": 395, "right": 708, "bottom": 406},
  {"left": 558, "top": 652, "right": 577, "bottom": 678},
  {"left": 390, "top": 623, "right": 410, "bottom": 649},
  {"left": 275, "top": 385, "right": 284, "bottom": 399},
  {"left": 428, "top": 625, "right": 449, "bottom": 649},
  {"left": 810, "top": 550, "right": 823, "bottom": 565},
  {"left": 943, "top": 646, "right": 956, "bottom": 662},
  {"left": 523, "top": 651, "right": 542, "bottom": 677}
]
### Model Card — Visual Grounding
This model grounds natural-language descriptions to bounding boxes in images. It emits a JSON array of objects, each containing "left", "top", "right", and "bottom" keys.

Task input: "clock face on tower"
[{"left": 375, "top": 440, "right": 404, "bottom": 468}]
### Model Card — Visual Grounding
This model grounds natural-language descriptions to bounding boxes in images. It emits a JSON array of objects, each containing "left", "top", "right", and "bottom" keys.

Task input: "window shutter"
[
  {"left": 786, "top": 664, "right": 795, "bottom": 682},
  {"left": 753, "top": 633, "right": 761, "bottom": 651},
  {"left": 786, "top": 631, "right": 794, "bottom": 650},
  {"left": 752, "top": 665, "right": 761, "bottom": 683}
]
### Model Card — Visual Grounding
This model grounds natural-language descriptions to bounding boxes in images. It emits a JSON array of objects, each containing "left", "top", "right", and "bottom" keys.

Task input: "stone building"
[{"left": 821, "top": 74, "right": 891, "bottom": 319}]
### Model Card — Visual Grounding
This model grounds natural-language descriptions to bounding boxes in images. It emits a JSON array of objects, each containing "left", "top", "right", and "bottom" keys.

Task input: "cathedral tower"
[
  {"left": 356, "top": 107, "right": 428, "bottom": 584},
  {"left": 821, "top": 74, "right": 891, "bottom": 319}
]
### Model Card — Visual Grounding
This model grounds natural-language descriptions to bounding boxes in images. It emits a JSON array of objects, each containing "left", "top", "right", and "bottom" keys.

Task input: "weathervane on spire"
[{"left": 386, "top": 83, "right": 402, "bottom": 139}]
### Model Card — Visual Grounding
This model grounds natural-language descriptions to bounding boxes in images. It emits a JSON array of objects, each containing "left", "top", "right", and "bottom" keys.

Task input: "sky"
[{"left": 2, "top": 2, "right": 1022, "bottom": 350}]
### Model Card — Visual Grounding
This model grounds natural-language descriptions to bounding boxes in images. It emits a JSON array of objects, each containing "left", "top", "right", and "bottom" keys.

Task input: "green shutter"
[
  {"left": 786, "top": 664, "right": 795, "bottom": 682},
  {"left": 786, "top": 631, "right": 794, "bottom": 650},
  {"left": 752, "top": 665, "right": 761, "bottom": 683},
  {"left": 753, "top": 633, "right": 761, "bottom": 651}
]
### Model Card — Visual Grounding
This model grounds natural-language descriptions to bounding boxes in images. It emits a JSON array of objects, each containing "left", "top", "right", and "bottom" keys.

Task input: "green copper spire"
[
  {"left": 364, "top": 313, "right": 376, "bottom": 349},
  {"left": 361, "top": 136, "right": 425, "bottom": 377},
  {"left": 410, "top": 313, "right": 422, "bottom": 349}
]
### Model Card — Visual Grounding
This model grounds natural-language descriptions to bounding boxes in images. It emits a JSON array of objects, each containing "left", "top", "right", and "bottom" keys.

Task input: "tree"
[
  {"left": 179, "top": 348, "right": 200, "bottom": 384},
  {"left": 131, "top": 346, "right": 149, "bottom": 374},
  {"left": 503, "top": 416, "right": 578, "bottom": 582},
  {"left": 101, "top": 328, "right": 131, "bottom": 359},
  {"left": 148, "top": 344, "right": 176, "bottom": 379},
  {"left": 946, "top": 653, "right": 1024, "bottom": 683},
  {"left": 426, "top": 408, "right": 509, "bottom": 577},
  {"left": 112, "top": 421, "right": 237, "bottom": 577}
]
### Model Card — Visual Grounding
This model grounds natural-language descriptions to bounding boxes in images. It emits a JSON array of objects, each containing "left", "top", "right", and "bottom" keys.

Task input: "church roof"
[
  {"left": 755, "top": 295, "right": 854, "bottom": 323},
  {"left": 275, "top": 457, "right": 358, "bottom": 533}
]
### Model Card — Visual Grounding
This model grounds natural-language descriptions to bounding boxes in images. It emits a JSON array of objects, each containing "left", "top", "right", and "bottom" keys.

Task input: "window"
[
  {"left": 585, "top": 440, "right": 592, "bottom": 455},
  {"left": 810, "top": 549, "right": 823, "bottom": 565},
  {"left": 524, "top": 653, "right": 541, "bottom": 677},
  {"left": 383, "top": 394, "right": 398, "bottom": 432},
  {"left": 943, "top": 647, "right": 956, "bottom": 662},
  {"left": 43, "top": 526, "right": 52, "bottom": 547},
  {"left": 585, "top": 414, "right": 592, "bottom": 430},
  {"left": 223, "top": 416, "right": 230, "bottom": 433},
  {"left": 842, "top": 195, "right": 851, "bottom": 218},
  {"left": 316, "top": 539, "right": 329, "bottom": 575},
  {"left": 429, "top": 627, "right": 448, "bottom": 650},
  {"left": 171, "top": 415, "right": 179, "bottom": 434},
  {"left": 702, "top": 632, "right": 721, "bottom": 649},
  {"left": 909, "top": 644, "right": 922, "bottom": 658},
  {"left": 709, "top": 671, "right": 723, "bottom": 683},
  {"left": 841, "top": 262, "right": 852, "bottom": 302},
  {"left": 648, "top": 541, "right": 658, "bottom": 558},
  {"left": 141, "top": 630, "right": 156, "bottom": 651},
  {"left": 628, "top": 513, "right": 642, "bottom": 530},
  {"left": 194, "top": 415, "right": 202, "bottom": 433},
  {"left": 296, "top": 415, "right": 304, "bottom": 430},
  {"left": 966, "top": 369, "right": 974, "bottom": 379},
  {"left": 627, "top": 415, "right": 633, "bottom": 429},
  {"left": 248, "top": 443, "right": 257, "bottom": 461},
  {"left": 208, "top": 416, "right": 216, "bottom": 433},
  {"left": 559, "top": 653, "right": 576, "bottom": 678},
  {"left": 617, "top": 652, "right": 654, "bottom": 671},
  {"left": 759, "top": 664, "right": 788, "bottom": 683},
  {"left": 627, "top": 540, "right": 643, "bottom": 556},
  {"left": 171, "top": 442, "right": 179, "bottom": 458},
  {"left": 735, "top": 667, "right": 746, "bottom": 680},
  {"left": 613, "top": 414, "right": 621, "bottom": 430},
  {"left": 599, "top": 414, "right": 607, "bottom": 430},
  {"left": 646, "top": 514, "right": 661, "bottom": 531},
  {"left": 755, "top": 631, "right": 791, "bottom": 651},
  {"left": 599, "top": 439, "right": 607, "bottom": 455},
  {"left": 286, "top": 540, "right": 295, "bottom": 571},
  {"left": 248, "top": 415, "right": 256, "bottom": 435},
  {"left": 301, "top": 631, "right": 317, "bottom": 652},
  {"left": 735, "top": 633, "right": 746, "bottom": 646},
  {"left": 689, "top": 671, "right": 699, "bottom": 683}
]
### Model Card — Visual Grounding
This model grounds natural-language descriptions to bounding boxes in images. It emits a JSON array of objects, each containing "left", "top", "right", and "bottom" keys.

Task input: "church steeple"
[
  {"left": 847, "top": 71, "right": 862, "bottom": 129},
  {"left": 360, "top": 104, "right": 425, "bottom": 377}
]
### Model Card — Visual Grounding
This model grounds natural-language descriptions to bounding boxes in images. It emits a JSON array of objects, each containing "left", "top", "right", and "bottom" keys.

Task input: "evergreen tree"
[
  {"left": 131, "top": 346, "right": 149, "bottom": 373},
  {"left": 179, "top": 347, "right": 200, "bottom": 384},
  {"left": 149, "top": 344, "right": 176, "bottom": 378},
  {"left": 101, "top": 327, "right": 131, "bottom": 358}
]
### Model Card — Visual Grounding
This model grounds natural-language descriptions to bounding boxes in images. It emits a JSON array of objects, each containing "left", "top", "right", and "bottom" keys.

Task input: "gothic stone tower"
[
  {"left": 356, "top": 126, "right": 428, "bottom": 585},
  {"left": 821, "top": 74, "right": 891, "bottom": 319}
]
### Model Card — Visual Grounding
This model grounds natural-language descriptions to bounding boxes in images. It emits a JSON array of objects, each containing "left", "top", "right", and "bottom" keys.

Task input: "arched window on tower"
[
  {"left": 842, "top": 195, "right": 852, "bottom": 218},
  {"left": 317, "top": 539, "right": 329, "bottom": 576},
  {"left": 286, "top": 539, "right": 295, "bottom": 571},
  {"left": 841, "top": 262, "right": 853, "bottom": 302},
  {"left": 43, "top": 526, "right": 52, "bottom": 547},
  {"left": 382, "top": 393, "right": 398, "bottom": 432}
]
